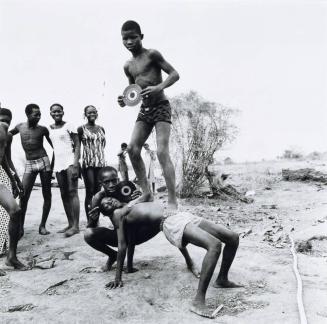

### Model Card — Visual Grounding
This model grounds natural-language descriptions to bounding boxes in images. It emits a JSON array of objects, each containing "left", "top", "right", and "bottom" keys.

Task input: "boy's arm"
[
  {"left": 141, "top": 49, "right": 180, "bottom": 98},
  {"left": 44, "top": 127, "right": 53, "bottom": 148},
  {"left": 124, "top": 63, "right": 135, "bottom": 85},
  {"left": 71, "top": 133, "right": 81, "bottom": 179},
  {"left": 87, "top": 191, "right": 105, "bottom": 228},
  {"left": 118, "top": 63, "right": 135, "bottom": 107},
  {"left": 106, "top": 213, "right": 127, "bottom": 289},
  {"left": 5, "top": 133, "right": 23, "bottom": 196},
  {"left": 9, "top": 124, "right": 20, "bottom": 136}
]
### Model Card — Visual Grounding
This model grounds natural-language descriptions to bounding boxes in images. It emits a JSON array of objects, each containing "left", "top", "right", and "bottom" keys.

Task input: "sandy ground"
[{"left": 0, "top": 159, "right": 327, "bottom": 323}]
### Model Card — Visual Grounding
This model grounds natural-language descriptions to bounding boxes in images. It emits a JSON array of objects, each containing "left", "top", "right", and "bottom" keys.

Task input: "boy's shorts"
[
  {"left": 160, "top": 211, "right": 203, "bottom": 248},
  {"left": 25, "top": 156, "right": 51, "bottom": 173},
  {"left": 136, "top": 100, "right": 172, "bottom": 127}
]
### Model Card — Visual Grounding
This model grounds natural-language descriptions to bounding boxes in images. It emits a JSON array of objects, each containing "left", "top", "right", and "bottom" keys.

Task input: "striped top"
[{"left": 81, "top": 125, "right": 106, "bottom": 168}]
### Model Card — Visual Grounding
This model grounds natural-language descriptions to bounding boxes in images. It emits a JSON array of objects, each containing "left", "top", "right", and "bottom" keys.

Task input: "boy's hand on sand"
[
  {"left": 117, "top": 95, "right": 126, "bottom": 107},
  {"left": 105, "top": 280, "right": 124, "bottom": 289},
  {"left": 141, "top": 85, "right": 162, "bottom": 99}
]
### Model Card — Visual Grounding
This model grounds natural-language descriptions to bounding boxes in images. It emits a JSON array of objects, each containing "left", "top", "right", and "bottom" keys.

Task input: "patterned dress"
[
  {"left": 81, "top": 125, "right": 106, "bottom": 168},
  {"left": 0, "top": 165, "right": 12, "bottom": 255}
]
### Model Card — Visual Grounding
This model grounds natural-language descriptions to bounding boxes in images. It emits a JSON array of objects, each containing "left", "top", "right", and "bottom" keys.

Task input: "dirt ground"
[{"left": 1, "top": 159, "right": 326, "bottom": 323}]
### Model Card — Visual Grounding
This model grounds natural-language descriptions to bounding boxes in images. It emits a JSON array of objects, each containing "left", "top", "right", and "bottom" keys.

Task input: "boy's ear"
[{"left": 141, "top": 34, "right": 144, "bottom": 40}]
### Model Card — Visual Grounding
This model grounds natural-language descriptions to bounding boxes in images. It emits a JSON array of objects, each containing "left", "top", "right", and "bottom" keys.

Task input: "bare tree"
[{"left": 170, "top": 91, "right": 238, "bottom": 197}]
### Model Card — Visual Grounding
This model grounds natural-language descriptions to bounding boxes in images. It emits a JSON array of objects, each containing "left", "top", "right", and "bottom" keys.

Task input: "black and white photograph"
[{"left": 0, "top": 0, "right": 326, "bottom": 323}]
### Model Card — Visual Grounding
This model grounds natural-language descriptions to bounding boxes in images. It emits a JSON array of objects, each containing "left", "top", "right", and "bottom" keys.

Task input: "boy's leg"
[
  {"left": 84, "top": 227, "right": 118, "bottom": 271},
  {"left": 64, "top": 166, "right": 80, "bottom": 237},
  {"left": 182, "top": 223, "right": 222, "bottom": 318},
  {"left": 128, "top": 121, "right": 153, "bottom": 204},
  {"left": 0, "top": 185, "right": 27, "bottom": 270},
  {"left": 39, "top": 170, "right": 52, "bottom": 235},
  {"left": 155, "top": 122, "right": 177, "bottom": 209},
  {"left": 198, "top": 219, "right": 241, "bottom": 288},
  {"left": 56, "top": 171, "right": 73, "bottom": 232},
  {"left": 82, "top": 167, "right": 97, "bottom": 220},
  {"left": 20, "top": 171, "right": 38, "bottom": 237}
]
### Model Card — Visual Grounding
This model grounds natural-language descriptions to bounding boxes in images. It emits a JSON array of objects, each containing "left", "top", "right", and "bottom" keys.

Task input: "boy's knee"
[
  {"left": 209, "top": 239, "right": 222, "bottom": 253},
  {"left": 156, "top": 148, "right": 168, "bottom": 162},
  {"left": 67, "top": 188, "right": 78, "bottom": 199},
  {"left": 229, "top": 232, "right": 239, "bottom": 247},
  {"left": 8, "top": 205, "right": 21, "bottom": 220},
  {"left": 127, "top": 144, "right": 141, "bottom": 158},
  {"left": 84, "top": 228, "right": 94, "bottom": 243}
]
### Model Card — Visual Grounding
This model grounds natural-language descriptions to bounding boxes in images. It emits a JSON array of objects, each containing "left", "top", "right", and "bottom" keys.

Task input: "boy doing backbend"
[
  {"left": 85, "top": 166, "right": 241, "bottom": 319},
  {"left": 118, "top": 20, "right": 179, "bottom": 210}
]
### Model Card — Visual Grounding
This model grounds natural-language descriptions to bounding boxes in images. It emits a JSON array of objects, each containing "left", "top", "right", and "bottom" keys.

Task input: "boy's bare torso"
[
  {"left": 125, "top": 49, "right": 167, "bottom": 106},
  {"left": 13, "top": 123, "right": 48, "bottom": 160}
]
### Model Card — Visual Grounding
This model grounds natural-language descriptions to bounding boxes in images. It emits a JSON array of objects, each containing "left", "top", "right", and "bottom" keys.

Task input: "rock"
[
  {"left": 240, "top": 228, "right": 252, "bottom": 238},
  {"left": 144, "top": 273, "right": 151, "bottom": 279},
  {"left": 0, "top": 269, "right": 6, "bottom": 276}
]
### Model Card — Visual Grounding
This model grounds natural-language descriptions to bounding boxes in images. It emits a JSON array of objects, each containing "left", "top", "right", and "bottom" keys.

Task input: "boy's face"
[
  {"left": 50, "top": 105, "right": 64, "bottom": 122},
  {"left": 100, "top": 170, "right": 120, "bottom": 193},
  {"left": 121, "top": 29, "right": 143, "bottom": 53},
  {"left": 27, "top": 108, "right": 41, "bottom": 124},
  {"left": 100, "top": 197, "right": 123, "bottom": 214},
  {"left": 0, "top": 114, "right": 12, "bottom": 127}
]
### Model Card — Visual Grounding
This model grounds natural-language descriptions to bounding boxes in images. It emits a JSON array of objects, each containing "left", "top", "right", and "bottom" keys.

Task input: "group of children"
[{"left": 0, "top": 20, "right": 241, "bottom": 319}]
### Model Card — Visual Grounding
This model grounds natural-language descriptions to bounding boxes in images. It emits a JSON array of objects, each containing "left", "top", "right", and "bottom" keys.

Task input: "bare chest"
[
  {"left": 128, "top": 56, "right": 159, "bottom": 80},
  {"left": 19, "top": 125, "right": 44, "bottom": 145}
]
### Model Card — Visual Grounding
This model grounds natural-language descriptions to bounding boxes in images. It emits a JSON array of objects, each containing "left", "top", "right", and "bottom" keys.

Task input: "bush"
[{"left": 170, "top": 91, "right": 238, "bottom": 197}]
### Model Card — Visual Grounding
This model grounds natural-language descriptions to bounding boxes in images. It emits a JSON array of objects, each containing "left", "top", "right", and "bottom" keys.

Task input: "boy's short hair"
[
  {"left": 0, "top": 108, "right": 12, "bottom": 119},
  {"left": 121, "top": 142, "right": 128, "bottom": 148},
  {"left": 98, "top": 166, "right": 118, "bottom": 180},
  {"left": 50, "top": 103, "right": 63, "bottom": 111},
  {"left": 121, "top": 20, "right": 142, "bottom": 35},
  {"left": 25, "top": 103, "right": 39, "bottom": 115}
]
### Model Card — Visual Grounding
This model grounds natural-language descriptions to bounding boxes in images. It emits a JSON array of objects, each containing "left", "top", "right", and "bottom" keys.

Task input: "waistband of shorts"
[
  {"left": 26, "top": 156, "right": 50, "bottom": 164},
  {"left": 141, "top": 100, "right": 170, "bottom": 109}
]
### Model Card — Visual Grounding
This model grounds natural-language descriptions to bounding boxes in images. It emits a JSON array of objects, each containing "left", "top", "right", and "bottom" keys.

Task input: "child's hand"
[
  {"left": 88, "top": 206, "right": 100, "bottom": 221},
  {"left": 105, "top": 279, "right": 124, "bottom": 289},
  {"left": 71, "top": 164, "right": 79, "bottom": 180},
  {"left": 117, "top": 95, "right": 126, "bottom": 107},
  {"left": 141, "top": 85, "right": 162, "bottom": 99},
  {"left": 131, "top": 190, "right": 142, "bottom": 200}
]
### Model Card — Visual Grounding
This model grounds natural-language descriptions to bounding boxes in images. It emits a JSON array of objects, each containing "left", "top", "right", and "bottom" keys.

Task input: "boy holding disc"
[{"left": 117, "top": 20, "right": 179, "bottom": 210}]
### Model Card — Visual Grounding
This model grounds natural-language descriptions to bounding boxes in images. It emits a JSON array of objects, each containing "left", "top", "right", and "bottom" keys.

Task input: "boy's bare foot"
[
  {"left": 213, "top": 279, "right": 243, "bottom": 288},
  {"left": 101, "top": 254, "right": 117, "bottom": 272},
  {"left": 5, "top": 257, "right": 28, "bottom": 270},
  {"left": 64, "top": 227, "right": 79, "bottom": 237},
  {"left": 187, "top": 263, "right": 200, "bottom": 278},
  {"left": 57, "top": 226, "right": 71, "bottom": 233},
  {"left": 39, "top": 226, "right": 50, "bottom": 235},
  {"left": 128, "top": 192, "right": 153, "bottom": 207},
  {"left": 167, "top": 201, "right": 178, "bottom": 211},
  {"left": 190, "top": 300, "right": 214, "bottom": 319}
]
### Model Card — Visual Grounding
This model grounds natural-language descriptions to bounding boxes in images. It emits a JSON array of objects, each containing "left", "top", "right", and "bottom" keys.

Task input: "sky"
[{"left": 0, "top": 0, "right": 326, "bottom": 164}]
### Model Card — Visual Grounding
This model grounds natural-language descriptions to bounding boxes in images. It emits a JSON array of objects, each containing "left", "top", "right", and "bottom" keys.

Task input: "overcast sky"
[{"left": 1, "top": 0, "right": 326, "bottom": 164}]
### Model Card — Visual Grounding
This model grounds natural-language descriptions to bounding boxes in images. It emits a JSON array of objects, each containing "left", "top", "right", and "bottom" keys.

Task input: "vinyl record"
[{"left": 122, "top": 84, "right": 142, "bottom": 106}]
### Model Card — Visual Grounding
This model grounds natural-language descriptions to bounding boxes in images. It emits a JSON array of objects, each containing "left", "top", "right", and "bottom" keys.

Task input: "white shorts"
[{"left": 161, "top": 212, "right": 202, "bottom": 248}]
